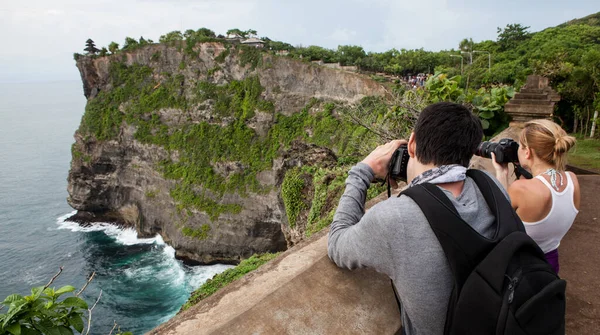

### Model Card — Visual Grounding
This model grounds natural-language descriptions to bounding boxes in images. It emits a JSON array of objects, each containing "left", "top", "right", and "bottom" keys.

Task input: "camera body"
[
  {"left": 389, "top": 144, "right": 410, "bottom": 181},
  {"left": 475, "top": 138, "right": 519, "bottom": 164}
]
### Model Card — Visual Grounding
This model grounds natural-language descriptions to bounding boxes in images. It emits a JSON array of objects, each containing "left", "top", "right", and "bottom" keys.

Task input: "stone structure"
[
  {"left": 240, "top": 37, "right": 265, "bottom": 48},
  {"left": 504, "top": 75, "right": 560, "bottom": 125}
]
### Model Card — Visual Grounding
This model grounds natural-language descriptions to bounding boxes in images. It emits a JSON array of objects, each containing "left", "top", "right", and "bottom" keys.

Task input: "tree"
[
  {"left": 184, "top": 29, "right": 196, "bottom": 40},
  {"left": 226, "top": 28, "right": 257, "bottom": 39},
  {"left": 138, "top": 36, "right": 150, "bottom": 46},
  {"left": 108, "top": 41, "right": 119, "bottom": 54},
  {"left": 497, "top": 23, "right": 531, "bottom": 50},
  {"left": 122, "top": 37, "right": 139, "bottom": 50},
  {"left": 226, "top": 28, "right": 245, "bottom": 37},
  {"left": 99, "top": 47, "right": 108, "bottom": 57},
  {"left": 459, "top": 38, "right": 474, "bottom": 53},
  {"left": 83, "top": 39, "right": 100, "bottom": 55},
  {"left": 159, "top": 30, "right": 184, "bottom": 44},
  {"left": 196, "top": 28, "right": 216, "bottom": 38},
  {"left": 337, "top": 45, "right": 366, "bottom": 66}
]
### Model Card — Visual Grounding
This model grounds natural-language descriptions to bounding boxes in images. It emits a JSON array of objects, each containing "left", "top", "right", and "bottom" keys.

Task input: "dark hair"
[{"left": 413, "top": 102, "right": 483, "bottom": 167}]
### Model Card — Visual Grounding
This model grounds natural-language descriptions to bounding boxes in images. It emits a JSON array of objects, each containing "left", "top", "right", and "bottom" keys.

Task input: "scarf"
[{"left": 408, "top": 164, "right": 467, "bottom": 187}]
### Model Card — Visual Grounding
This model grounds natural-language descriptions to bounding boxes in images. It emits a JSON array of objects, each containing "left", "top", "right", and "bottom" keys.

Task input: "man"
[{"left": 328, "top": 102, "right": 507, "bottom": 334}]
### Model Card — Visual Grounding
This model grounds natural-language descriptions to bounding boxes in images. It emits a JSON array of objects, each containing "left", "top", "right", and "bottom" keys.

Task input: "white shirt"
[{"left": 523, "top": 172, "right": 579, "bottom": 253}]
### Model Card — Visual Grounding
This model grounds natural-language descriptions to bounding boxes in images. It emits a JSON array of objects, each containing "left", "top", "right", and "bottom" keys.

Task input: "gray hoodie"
[{"left": 328, "top": 163, "right": 507, "bottom": 334}]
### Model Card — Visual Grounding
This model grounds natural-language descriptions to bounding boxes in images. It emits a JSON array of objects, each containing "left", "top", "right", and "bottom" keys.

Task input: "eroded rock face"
[{"left": 69, "top": 42, "right": 387, "bottom": 264}]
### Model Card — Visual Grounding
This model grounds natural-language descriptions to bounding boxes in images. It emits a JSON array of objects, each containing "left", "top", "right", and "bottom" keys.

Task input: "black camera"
[
  {"left": 475, "top": 138, "right": 519, "bottom": 164},
  {"left": 389, "top": 144, "right": 410, "bottom": 181}
]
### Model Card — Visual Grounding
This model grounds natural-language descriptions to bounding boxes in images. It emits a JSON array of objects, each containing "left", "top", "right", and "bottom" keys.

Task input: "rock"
[{"left": 68, "top": 42, "right": 387, "bottom": 264}]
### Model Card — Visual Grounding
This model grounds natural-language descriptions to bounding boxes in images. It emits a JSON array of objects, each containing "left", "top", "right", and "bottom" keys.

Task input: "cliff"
[{"left": 68, "top": 42, "right": 389, "bottom": 264}]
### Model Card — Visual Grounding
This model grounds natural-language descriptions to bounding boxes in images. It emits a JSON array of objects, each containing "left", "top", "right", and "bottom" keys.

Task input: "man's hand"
[{"left": 361, "top": 139, "right": 407, "bottom": 181}]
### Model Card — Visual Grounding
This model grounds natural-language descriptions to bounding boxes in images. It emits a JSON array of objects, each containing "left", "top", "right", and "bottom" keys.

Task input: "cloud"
[
  {"left": 1, "top": 0, "right": 599, "bottom": 82},
  {"left": 329, "top": 28, "right": 357, "bottom": 42}
]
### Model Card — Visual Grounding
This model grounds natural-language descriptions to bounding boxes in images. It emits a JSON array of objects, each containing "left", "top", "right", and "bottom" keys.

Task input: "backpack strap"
[
  {"left": 466, "top": 169, "right": 526, "bottom": 236},
  {"left": 401, "top": 183, "right": 490, "bottom": 292}
]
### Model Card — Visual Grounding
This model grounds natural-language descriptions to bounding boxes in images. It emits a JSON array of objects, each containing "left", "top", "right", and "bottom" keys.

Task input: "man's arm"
[
  {"left": 327, "top": 163, "right": 394, "bottom": 274},
  {"left": 328, "top": 140, "right": 405, "bottom": 274}
]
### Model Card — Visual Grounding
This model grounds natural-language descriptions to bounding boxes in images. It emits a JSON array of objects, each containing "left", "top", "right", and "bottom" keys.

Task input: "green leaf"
[
  {"left": 33, "top": 321, "right": 61, "bottom": 335},
  {"left": 479, "top": 110, "right": 495, "bottom": 119},
  {"left": 30, "top": 287, "right": 43, "bottom": 301},
  {"left": 2, "top": 295, "right": 23, "bottom": 305},
  {"left": 43, "top": 288, "right": 55, "bottom": 299},
  {"left": 54, "top": 286, "right": 75, "bottom": 298},
  {"left": 68, "top": 315, "right": 84, "bottom": 333},
  {"left": 60, "top": 298, "right": 87, "bottom": 310},
  {"left": 57, "top": 326, "right": 73, "bottom": 335},
  {"left": 21, "top": 327, "right": 42, "bottom": 335},
  {"left": 3, "top": 301, "right": 27, "bottom": 328},
  {"left": 6, "top": 322, "right": 21, "bottom": 335},
  {"left": 481, "top": 119, "right": 490, "bottom": 130}
]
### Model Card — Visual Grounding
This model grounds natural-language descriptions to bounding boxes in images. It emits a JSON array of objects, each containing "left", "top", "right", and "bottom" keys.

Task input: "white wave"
[
  {"left": 56, "top": 212, "right": 159, "bottom": 246},
  {"left": 155, "top": 234, "right": 166, "bottom": 246},
  {"left": 162, "top": 245, "right": 176, "bottom": 258},
  {"left": 187, "top": 264, "right": 234, "bottom": 289}
]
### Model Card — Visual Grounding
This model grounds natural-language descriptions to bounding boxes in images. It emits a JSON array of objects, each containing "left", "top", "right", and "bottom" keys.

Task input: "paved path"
[{"left": 561, "top": 175, "right": 600, "bottom": 333}]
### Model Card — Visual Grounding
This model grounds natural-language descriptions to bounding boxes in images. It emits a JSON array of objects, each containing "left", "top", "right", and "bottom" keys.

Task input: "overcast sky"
[{"left": 1, "top": 0, "right": 598, "bottom": 83}]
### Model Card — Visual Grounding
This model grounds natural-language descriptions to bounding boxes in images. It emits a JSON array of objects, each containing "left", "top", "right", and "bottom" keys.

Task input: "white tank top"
[{"left": 523, "top": 172, "right": 578, "bottom": 253}]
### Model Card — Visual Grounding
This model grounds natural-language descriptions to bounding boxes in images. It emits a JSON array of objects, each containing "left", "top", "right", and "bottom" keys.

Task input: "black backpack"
[{"left": 399, "top": 169, "right": 566, "bottom": 335}]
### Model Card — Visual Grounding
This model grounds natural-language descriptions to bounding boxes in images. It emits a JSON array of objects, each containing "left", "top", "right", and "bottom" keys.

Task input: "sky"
[{"left": 0, "top": 0, "right": 598, "bottom": 83}]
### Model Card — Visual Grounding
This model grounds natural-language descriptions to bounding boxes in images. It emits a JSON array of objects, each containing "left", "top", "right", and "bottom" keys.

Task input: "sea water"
[{"left": 0, "top": 81, "right": 232, "bottom": 334}]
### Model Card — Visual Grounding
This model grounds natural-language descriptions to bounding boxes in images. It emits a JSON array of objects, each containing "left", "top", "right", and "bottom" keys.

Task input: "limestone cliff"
[{"left": 68, "top": 41, "right": 388, "bottom": 264}]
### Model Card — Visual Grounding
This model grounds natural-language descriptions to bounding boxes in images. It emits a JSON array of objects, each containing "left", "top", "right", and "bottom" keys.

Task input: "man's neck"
[
  {"left": 410, "top": 163, "right": 465, "bottom": 198},
  {"left": 437, "top": 181, "right": 465, "bottom": 198}
]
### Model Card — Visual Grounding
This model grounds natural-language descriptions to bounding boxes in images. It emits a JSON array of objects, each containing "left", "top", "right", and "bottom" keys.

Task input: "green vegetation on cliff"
[
  {"left": 181, "top": 253, "right": 279, "bottom": 311},
  {"left": 76, "top": 55, "right": 383, "bottom": 237}
]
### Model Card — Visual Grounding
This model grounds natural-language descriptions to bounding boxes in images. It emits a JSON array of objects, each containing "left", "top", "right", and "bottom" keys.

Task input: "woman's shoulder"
[{"left": 508, "top": 177, "right": 549, "bottom": 202}]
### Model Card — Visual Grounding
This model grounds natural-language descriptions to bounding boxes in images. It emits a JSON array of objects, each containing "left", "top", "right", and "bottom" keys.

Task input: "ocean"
[{"left": 0, "top": 80, "right": 232, "bottom": 334}]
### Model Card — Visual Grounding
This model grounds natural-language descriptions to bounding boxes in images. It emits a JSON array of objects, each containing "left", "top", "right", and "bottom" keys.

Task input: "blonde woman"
[{"left": 492, "top": 119, "right": 580, "bottom": 274}]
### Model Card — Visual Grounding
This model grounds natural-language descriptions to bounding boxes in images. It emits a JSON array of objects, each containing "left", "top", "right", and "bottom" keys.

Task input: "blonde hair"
[{"left": 519, "top": 119, "right": 576, "bottom": 170}]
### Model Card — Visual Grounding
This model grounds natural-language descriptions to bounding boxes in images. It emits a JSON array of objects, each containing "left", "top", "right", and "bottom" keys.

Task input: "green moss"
[
  {"left": 303, "top": 166, "right": 347, "bottom": 237},
  {"left": 237, "top": 45, "right": 263, "bottom": 70},
  {"left": 170, "top": 184, "right": 243, "bottom": 221},
  {"left": 182, "top": 224, "right": 211, "bottom": 240},
  {"left": 78, "top": 60, "right": 384, "bottom": 220},
  {"left": 281, "top": 168, "right": 307, "bottom": 227},
  {"left": 181, "top": 253, "right": 279, "bottom": 311},
  {"left": 145, "top": 189, "right": 158, "bottom": 198},
  {"left": 151, "top": 51, "right": 161, "bottom": 61},
  {"left": 71, "top": 143, "right": 82, "bottom": 160},
  {"left": 207, "top": 66, "right": 221, "bottom": 76},
  {"left": 214, "top": 48, "right": 230, "bottom": 63},
  {"left": 179, "top": 61, "right": 186, "bottom": 70}
]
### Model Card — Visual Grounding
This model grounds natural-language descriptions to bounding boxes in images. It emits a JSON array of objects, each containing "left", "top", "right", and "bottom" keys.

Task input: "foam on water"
[
  {"left": 56, "top": 211, "right": 158, "bottom": 245},
  {"left": 54, "top": 210, "right": 235, "bottom": 330}
]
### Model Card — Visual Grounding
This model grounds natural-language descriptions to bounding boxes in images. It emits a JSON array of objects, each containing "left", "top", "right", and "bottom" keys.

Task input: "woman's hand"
[
  {"left": 362, "top": 139, "right": 407, "bottom": 182},
  {"left": 491, "top": 152, "right": 509, "bottom": 189}
]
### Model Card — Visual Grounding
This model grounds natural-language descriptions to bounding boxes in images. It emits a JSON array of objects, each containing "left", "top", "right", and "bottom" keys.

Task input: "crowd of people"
[
  {"left": 327, "top": 102, "right": 578, "bottom": 334},
  {"left": 404, "top": 73, "right": 430, "bottom": 88}
]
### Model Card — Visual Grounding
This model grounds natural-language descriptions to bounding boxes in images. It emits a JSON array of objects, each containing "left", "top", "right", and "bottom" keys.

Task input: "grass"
[
  {"left": 567, "top": 136, "right": 600, "bottom": 172},
  {"left": 181, "top": 253, "right": 279, "bottom": 311}
]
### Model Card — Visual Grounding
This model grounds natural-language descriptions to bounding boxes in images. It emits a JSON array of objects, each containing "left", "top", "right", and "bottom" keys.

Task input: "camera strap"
[{"left": 513, "top": 163, "right": 533, "bottom": 180}]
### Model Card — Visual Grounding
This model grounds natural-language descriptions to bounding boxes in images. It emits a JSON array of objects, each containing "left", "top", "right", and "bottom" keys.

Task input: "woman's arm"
[{"left": 490, "top": 152, "right": 510, "bottom": 190}]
